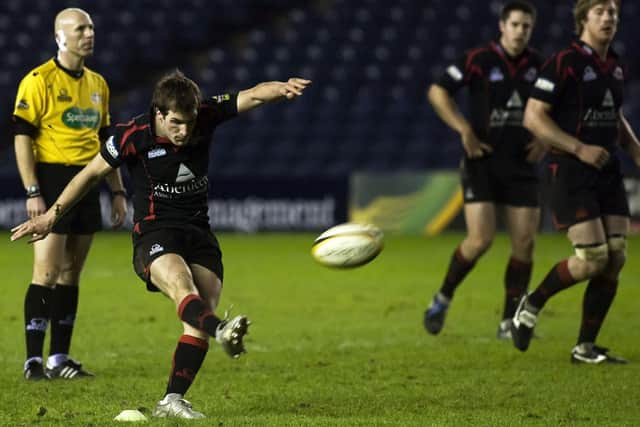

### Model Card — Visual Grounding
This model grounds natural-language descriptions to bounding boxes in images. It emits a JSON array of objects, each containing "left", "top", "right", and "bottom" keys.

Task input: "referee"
[{"left": 13, "top": 8, "right": 127, "bottom": 380}]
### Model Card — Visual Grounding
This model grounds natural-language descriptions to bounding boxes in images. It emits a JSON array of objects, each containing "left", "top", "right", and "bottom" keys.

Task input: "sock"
[
  {"left": 49, "top": 285, "right": 79, "bottom": 357},
  {"left": 24, "top": 284, "right": 53, "bottom": 360},
  {"left": 503, "top": 257, "right": 533, "bottom": 319},
  {"left": 166, "top": 335, "right": 209, "bottom": 396},
  {"left": 177, "top": 294, "right": 221, "bottom": 336},
  {"left": 528, "top": 260, "right": 578, "bottom": 309},
  {"left": 578, "top": 277, "right": 618, "bottom": 344},
  {"left": 439, "top": 246, "right": 477, "bottom": 299}
]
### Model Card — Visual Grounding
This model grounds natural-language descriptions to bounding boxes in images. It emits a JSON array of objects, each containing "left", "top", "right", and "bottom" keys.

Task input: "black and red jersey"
[
  {"left": 436, "top": 41, "right": 544, "bottom": 155},
  {"left": 529, "top": 40, "right": 625, "bottom": 152},
  {"left": 100, "top": 93, "right": 238, "bottom": 236}
]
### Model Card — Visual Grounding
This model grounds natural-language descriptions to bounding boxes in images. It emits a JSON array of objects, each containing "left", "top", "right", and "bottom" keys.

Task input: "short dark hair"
[
  {"left": 500, "top": 0, "right": 537, "bottom": 22},
  {"left": 151, "top": 70, "right": 202, "bottom": 116}
]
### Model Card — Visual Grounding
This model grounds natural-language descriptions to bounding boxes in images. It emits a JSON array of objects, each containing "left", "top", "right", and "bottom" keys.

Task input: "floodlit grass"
[{"left": 0, "top": 231, "right": 639, "bottom": 426}]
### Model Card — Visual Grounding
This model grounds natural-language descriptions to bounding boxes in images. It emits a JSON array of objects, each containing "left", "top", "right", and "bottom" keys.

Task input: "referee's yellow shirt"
[{"left": 13, "top": 58, "right": 110, "bottom": 166}]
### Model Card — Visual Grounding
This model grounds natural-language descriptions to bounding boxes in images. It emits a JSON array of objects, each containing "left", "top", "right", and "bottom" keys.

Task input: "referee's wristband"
[{"left": 111, "top": 190, "right": 127, "bottom": 198}]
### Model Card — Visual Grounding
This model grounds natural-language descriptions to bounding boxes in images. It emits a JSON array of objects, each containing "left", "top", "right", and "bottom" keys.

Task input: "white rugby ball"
[{"left": 311, "top": 223, "right": 384, "bottom": 268}]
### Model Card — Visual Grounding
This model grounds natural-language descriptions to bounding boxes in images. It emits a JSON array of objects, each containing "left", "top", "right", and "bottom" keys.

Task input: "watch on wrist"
[{"left": 26, "top": 185, "right": 40, "bottom": 198}]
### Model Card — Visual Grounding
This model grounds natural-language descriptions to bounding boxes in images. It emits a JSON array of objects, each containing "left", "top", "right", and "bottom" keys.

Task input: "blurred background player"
[
  {"left": 11, "top": 70, "right": 310, "bottom": 418},
  {"left": 13, "top": 8, "right": 127, "bottom": 380},
  {"left": 424, "top": 0, "right": 546, "bottom": 338},
  {"left": 512, "top": 0, "right": 640, "bottom": 363}
]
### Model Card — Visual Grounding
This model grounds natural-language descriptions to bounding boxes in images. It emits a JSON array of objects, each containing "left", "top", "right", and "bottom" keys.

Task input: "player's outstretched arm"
[
  {"left": 524, "top": 98, "right": 609, "bottom": 169},
  {"left": 619, "top": 111, "right": 640, "bottom": 167},
  {"left": 11, "top": 154, "right": 115, "bottom": 243},
  {"left": 237, "top": 78, "right": 311, "bottom": 113}
]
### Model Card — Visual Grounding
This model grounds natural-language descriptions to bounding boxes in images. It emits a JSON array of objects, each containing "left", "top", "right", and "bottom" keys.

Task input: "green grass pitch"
[{"left": 0, "top": 231, "right": 639, "bottom": 426}]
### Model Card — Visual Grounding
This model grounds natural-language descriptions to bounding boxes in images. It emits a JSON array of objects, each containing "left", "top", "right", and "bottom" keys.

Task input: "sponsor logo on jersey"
[
  {"left": 212, "top": 93, "right": 231, "bottom": 103},
  {"left": 446, "top": 65, "right": 463, "bottom": 82},
  {"left": 602, "top": 89, "right": 615, "bottom": 107},
  {"left": 613, "top": 66, "right": 624, "bottom": 81},
  {"left": 489, "top": 67, "right": 504, "bottom": 82},
  {"left": 176, "top": 163, "right": 196, "bottom": 183},
  {"left": 17, "top": 99, "right": 29, "bottom": 110},
  {"left": 582, "top": 108, "right": 617, "bottom": 125},
  {"left": 153, "top": 176, "right": 209, "bottom": 199},
  {"left": 534, "top": 78, "right": 555, "bottom": 92},
  {"left": 490, "top": 91, "right": 525, "bottom": 127},
  {"left": 62, "top": 107, "right": 100, "bottom": 129},
  {"left": 506, "top": 91, "right": 523, "bottom": 108},
  {"left": 147, "top": 148, "right": 167, "bottom": 159},
  {"left": 582, "top": 91, "right": 617, "bottom": 128},
  {"left": 523, "top": 67, "right": 537, "bottom": 82},
  {"left": 57, "top": 88, "right": 72, "bottom": 102},
  {"left": 105, "top": 136, "right": 119, "bottom": 159},
  {"left": 149, "top": 243, "right": 164, "bottom": 256},
  {"left": 583, "top": 66, "right": 597, "bottom": 82},
  {"left": 91, "top": 92, "right": 102, "bottom": 104},
  {"left": 490, "top": 109, "right": 524, "bottom": 127}
]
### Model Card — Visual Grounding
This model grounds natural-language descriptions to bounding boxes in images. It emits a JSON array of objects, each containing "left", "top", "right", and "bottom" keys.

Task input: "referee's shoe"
[{"left": 46, "top": 358, "right": 94, "bottom": 379}]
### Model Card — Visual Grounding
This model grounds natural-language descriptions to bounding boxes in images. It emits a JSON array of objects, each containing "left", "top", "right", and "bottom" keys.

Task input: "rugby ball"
[{"left": 311, "top": 223, "right": 384, "bottom": 268}]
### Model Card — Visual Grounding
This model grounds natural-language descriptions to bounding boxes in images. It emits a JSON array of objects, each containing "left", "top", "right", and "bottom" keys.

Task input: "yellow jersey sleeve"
[{"left": 13, "top": 70, "right": 47, "bottom": 127}]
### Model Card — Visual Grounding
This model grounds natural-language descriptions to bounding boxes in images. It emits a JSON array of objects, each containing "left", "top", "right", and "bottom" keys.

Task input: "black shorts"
[
  {"left": 37, "top": 162, "right": 102, "bottom": 234},
  {"left": 545, "top": 155, "right": 629, "bottom": 230},
  {"left": 460, "top": 156, "right": 539, "bottom": 207},
  {"left": 133, "top": 225, "right": 224, "bottom": 292}
]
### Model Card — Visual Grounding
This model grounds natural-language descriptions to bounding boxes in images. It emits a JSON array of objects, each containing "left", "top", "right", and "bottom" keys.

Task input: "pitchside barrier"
[
  {"left": 350, "top": 171, "right": 640, "bottom": 235},
  {"left": 0, "top": 175, "right": 348, "bottom": 232},
  {"left": 0, "top": 172, "right": 638, "bottom": 234}
]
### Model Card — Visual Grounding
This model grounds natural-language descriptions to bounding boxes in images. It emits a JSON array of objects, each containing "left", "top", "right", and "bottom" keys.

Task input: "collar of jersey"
[
  {"left": 53, "top": 57, "right": 84, "bottom": 79},
  {"left": 490, "top": 40, "right": 528, "bottom": 63}
]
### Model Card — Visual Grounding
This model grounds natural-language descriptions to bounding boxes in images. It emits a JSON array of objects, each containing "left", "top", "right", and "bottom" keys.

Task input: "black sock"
[
  {"left": 24, "top": 284, "right": 53, "bottom": 360},
  {"left": 49, "top": 285, "right": 79, "bottom": 356},
  {"left": 166, "top": 335, "right": 209, "bottom": 396},
  {"left": 528, "top": 260, "right": 578, "bottom": 309},
  {"left": 578, "top": 277, "right": 618, "bottom": 344},
  {"left": 439, "top": 246, "right": 476, "bottom": 299},
  {"left": 503, "top": 257, "right": 532, "bottom": 319},
  {"left": 177, "top": 295, "right": 221, "bottom": 336}
]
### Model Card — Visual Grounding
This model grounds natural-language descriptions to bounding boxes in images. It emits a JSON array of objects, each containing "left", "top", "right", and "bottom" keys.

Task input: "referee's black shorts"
[{"left": 37, "top": 162, "right": 102, "bottom": 235}]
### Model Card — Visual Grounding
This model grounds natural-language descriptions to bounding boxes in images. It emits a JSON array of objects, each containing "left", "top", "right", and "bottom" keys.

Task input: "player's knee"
[
  {"left": 466, "top": 236, "right": 493, "bottom": 258},
  {"left": 32, "top": 264, "right": 61, "bottom": 285},
  {"left": 58, "top": 263, "right": 82, "bottom": 284},
  {"left": 574, "top": 243, "right": 609, "bottom": 277},
  {"left": 513, "top": 235, "right": 535, "bottom": 259}
]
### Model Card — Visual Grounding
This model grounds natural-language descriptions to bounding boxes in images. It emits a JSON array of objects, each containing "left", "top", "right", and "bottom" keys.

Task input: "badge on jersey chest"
[
  {"left": 613, "top": 66, "right": 623, "bottom": 81},
  {"left": 57, "top": 88, "right": 72, "bottom": 102},
  {"left": 523, "top": 67, "right": 537, "bottom": 82},
  {"left": 489, "top": 67, "right": 504, "bottom": 82},
  {"left": 583, "top": 66, "right": 597, "bottom": 82}
]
